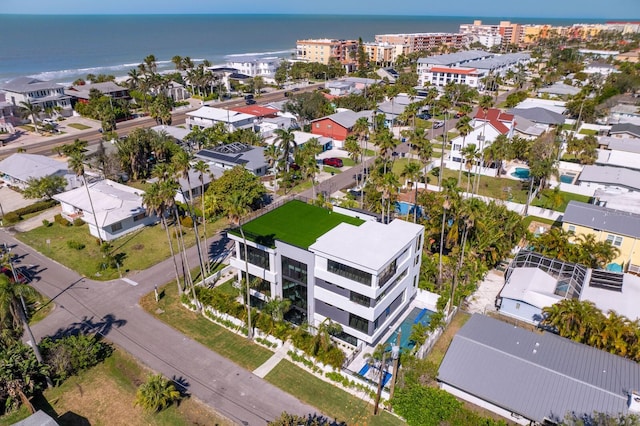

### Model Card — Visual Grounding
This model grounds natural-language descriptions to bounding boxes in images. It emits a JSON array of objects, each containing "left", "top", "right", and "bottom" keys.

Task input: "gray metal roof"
[
  {"left": 0, "top": 153, "right": 69, "bottom": 183},
  {"left": 608, "top": 138, "right": 640, "bottom": 154},
  {"left": 538, "top": 82, "right": 581, "bottom": 96},
  {"left": 417, "top": 49, "right": 492, "bottom": 65},
  {"left": 578, "top": 165, "right": 640, "bottom": 192},
  {"left": 0, "top": 76, "right": 65, "bottom": 93},
  {"left": 508, "top": 107, "right": 566, "bottom": 125},
  {"left": 563, "top": 200, "right": 640, "bottom": 238},
  {"left": 610, "top": 123, "right": 640, "bottom": 138},
  {"left": 471, "top": 53, "right": 530, "bottom": 71},
  {"left": 312, "top": 110, "right": 372, "bottom": 129},
  {"left": 438, "top": 314, "right": 640, "bottom": 424},
  {"left": 195, "top": 144, "right": 266, "bottom": 172}
]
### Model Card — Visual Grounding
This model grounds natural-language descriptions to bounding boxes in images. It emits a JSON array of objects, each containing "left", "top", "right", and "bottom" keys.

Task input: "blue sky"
[{"left": 1, "top": 0, "right": 638, "bottom": 19}]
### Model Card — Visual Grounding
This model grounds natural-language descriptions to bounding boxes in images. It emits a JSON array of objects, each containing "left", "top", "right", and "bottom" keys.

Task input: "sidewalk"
[{"left": 252, "top": 340, "right": 292, "bottom": 378}]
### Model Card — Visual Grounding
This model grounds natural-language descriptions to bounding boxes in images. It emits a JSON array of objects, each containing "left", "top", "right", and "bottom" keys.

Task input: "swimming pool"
[
  {"left": 511, "top": 167, "right": 530, "bottom": 179},
  {"left": 385, "top": 307, "right": 434, "bottom": 351},
  {"left": 395, "top": 201, "right": 423, "bottom": 217},
  {"left": 560, "top": 173, "right": 575, "bottom": 184}
]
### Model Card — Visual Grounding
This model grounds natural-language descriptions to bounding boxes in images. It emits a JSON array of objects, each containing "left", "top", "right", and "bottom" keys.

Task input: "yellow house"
[{"left": 562, "top": 201, "right": 640, "bottom": 272}]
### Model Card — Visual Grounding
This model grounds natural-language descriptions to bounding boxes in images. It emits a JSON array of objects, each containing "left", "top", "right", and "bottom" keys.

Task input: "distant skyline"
[{"left": 2, "top": 0, "right": 639, "bottom": 20}]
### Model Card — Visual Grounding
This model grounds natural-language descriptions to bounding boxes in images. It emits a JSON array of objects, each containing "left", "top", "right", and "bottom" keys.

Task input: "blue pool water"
[
  {"left": 385, "top": 307, "right": 434, "bottom": 351},
  {"left": 560, "top": 174, "right": 575, "bottom": 184},
  {"left": 395, "top": 201, "right": 423, "bottom": 217},
  {"left": 511, "top": 167, "right": 530, "bottom": 179}
]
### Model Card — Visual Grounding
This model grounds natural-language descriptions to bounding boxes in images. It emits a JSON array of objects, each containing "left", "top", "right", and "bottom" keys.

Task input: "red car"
[{"left": 322, "top": 158, "right": 343, "bottom": 168}]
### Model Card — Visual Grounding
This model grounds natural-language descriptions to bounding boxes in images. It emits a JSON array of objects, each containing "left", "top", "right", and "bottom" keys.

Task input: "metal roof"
[
  {"left": 578, "top": 165, "right": 640, "bottom": 191},
  {"left": 0, "top": 76, "right": 65, "bottom": 93},
  {"left": 507, "top": 107, "right": 566, "bottom": 125},
  {"left": 438, "top": 314, "right": 640, "bottom": 424},
  {"left": 417, "top": 50, "right": 493, "bottom": 65},
  {"left": 311, "top": 109, "right": 373, "bottom": 129},
  {"left": 610, "top": 123, "right": 640, "bottom": 138},
  {"left": 0, "top": 153, "right": 69, "bottom": 182},
  {"left": 563, "top": 200, "right": 640, "bottom": 238}
]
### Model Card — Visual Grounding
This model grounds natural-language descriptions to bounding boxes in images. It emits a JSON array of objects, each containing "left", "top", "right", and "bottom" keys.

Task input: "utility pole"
[
  {"left": 388, "top": 329, "right": 402, "bottom": 409},
  {"left": 374, "top": 350, "right": 387, "bottom": 415}
]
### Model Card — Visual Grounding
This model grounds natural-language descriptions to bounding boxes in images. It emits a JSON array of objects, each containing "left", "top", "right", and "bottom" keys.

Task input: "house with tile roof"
[
  {"left": 53, "top": 179, "right": 157, "bottom": 241},
  {"left": 446, "top": 108, "right": 515, "bottom": 176},
  {"left": 439, "top": 313, "right": 640, "bottom": 425}
]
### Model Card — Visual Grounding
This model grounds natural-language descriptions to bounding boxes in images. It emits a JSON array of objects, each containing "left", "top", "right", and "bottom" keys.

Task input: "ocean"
[{"left": 0, "top": 14, "right": 607, "bottom": 84}]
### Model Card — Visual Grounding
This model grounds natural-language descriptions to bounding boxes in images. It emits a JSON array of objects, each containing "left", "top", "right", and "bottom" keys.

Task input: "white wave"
[{"left": 224, "top": 49, "right": 295, "bottom": 58}]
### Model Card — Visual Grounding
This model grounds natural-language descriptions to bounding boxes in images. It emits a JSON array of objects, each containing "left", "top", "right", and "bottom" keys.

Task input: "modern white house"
[
  {"left": 226, "top": 56, "right": 282, "bottom": 79},
  {"left": 53, "top": 179, "right": 156, "bottom": 241},
  {"left": 0, "top": 77, "right": 73, "bottom": 125},
  {"left": 186, "top": 106, "right": 257, "bottom": 132},
  {"left": 227, "top": 200, "right": 424, "bottom": 347},
  {"left": 0, "top": 153, "right": 76, "bottom": 190}
]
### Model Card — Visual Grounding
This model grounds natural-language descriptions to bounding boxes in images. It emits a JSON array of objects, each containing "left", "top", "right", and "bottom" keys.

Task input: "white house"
[
  {"left": 227, "top": 200, "right": 424, "bottom": 346},
  {"left": 446, "top": 108, "right": 515, "bottom": 176},
  {"left": 0, "top": 77, "right": 73, "bottom": 125},
  {"left": 226, "top": 56, "right": 282, "bottom": 78},
  {"left": 0, "top": 153, "right": 76, "bottom": 190},
  {"left": 53, "top": 179, "right": 156, "bottom": 241},
  {"left": 584, "top": 61, "right": 618, "bottom": 76},
  {"left": 186, "top": 106, "right": 257, "bottom": 132}
]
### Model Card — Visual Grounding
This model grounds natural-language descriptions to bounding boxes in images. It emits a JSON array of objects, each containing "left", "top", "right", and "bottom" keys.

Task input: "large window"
[
  {"left": 376, "top": 268, "right": 408, "bottom": 303},
  {"left": 327, "top": 260, "right": 372, "bottom": 286},
  {"left": 283, "top": 279, "right": 307, "bottom": 311},
  {"left": 239, "top": 243, "right": 270, "bottom": 269},
  {"left": 282, "top": 256, "right": 307, "bottom": 283},
  {"left": 349, "top": 313, "right": 369, "bottom": 334},
  {"left": 606, "top": 234, "right": 623, "bottom": 247},
  {"left": 249, "top": 274, "right": 271, "bottom": 297},
  {"left": 378, "top": 259, "right": 397, "bottom": 287},
  {"left": 350, "top": 291, "right": 372, "bottom": 307}
]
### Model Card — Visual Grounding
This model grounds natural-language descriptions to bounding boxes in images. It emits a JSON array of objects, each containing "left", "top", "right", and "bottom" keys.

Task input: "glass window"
[
  {"left": 327, "top": 259, "right": 372, "bottom": 286},
  {"left": 282, "top": 256, "right": 307, "bottom": 283},
  {"left": 133, "top": 212, "right": 146, "bottom": 222},
  {"left": 377, "top": 268, "right": 408, "bottom": 303},
  {"left": 350, "top": 291, "right": 371, "bottom": 307},
  {"left": 239, "top": 243, "right": 270, "bottom": 269},
  {"left": 378, "top": 259, "right": 397, "bottom": 287},
  {"left": 111, "top": 222, "right": 122, "bottom": 232},
  {"left": 605, "top": 234, "right": 623, "bottom": 247},
  {"left": 283, "top": 278, "right": 307, "bottom": 310},
  {"left": 249, "top": 274, "right": 271, "bottom": 297},
  {"left": 349, "top": 313, "right": 369, "bottom": 334},
  {"left": 568, "top": 225, "right": 576, "bottom": 233}
]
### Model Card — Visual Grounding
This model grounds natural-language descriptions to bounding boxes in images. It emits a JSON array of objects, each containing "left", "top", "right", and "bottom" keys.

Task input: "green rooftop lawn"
[{"left": 234, "top": 200, "right": 364, "bottom": 249}]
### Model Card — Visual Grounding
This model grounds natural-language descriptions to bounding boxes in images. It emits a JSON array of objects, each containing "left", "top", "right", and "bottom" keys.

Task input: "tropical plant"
[
  {"left": 19, "top": 101, "right": 42, "bottom": 133},
  {"left": 68, "top": 152, "right": 103, "bottom": 244},
  {"left": 134, "top": 373, "right": 182, "bottom": 412},
  {"left": 22, "top": 175, "right": 67, "bottom": 200}
]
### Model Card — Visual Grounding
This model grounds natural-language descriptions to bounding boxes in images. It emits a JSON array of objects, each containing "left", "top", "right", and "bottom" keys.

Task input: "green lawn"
[
  {"left": 0, "top": 349, "right": 231, "bottom": 426},
  {"left": 231, "top": 200, "right": 364, "bottom": 249},
  {"left": 265, "top": 361, "right": 404, "bottom": 426},
  {"left": 322, "top": 165, "right": 342, "bottom": 174},
  {"left": 16, "top": 221, "right": 200, "bottom": 280},
  {"left": 67, "top": 123, "right": 92, "bottom": 130},
  {"left": 579, "top": 128, "right": 598, "bottom": 136},
  {"left": 341, "top": 157, "right": 356, "bottom": 167},
  {"left": 521, "top": 215, "right": 561, "bottom": 229},
  {"left": 139, "top": 280, "right": 273, "bottom": 370}
]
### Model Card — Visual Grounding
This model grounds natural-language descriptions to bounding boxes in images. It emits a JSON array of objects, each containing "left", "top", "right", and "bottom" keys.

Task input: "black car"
[
  {"left": 417, "top": 112, "right": 432, "bottom": 120},
  {"left": 246, "top": 99, "right": 257, "bottom": 105}
]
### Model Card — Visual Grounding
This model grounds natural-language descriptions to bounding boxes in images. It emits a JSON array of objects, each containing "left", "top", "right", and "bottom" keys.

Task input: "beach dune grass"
[{"left": 229, "top": 200, "right": 364, "bottom": 249}]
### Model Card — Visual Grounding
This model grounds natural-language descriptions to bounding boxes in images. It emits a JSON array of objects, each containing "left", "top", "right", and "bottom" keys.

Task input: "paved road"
[{"left": 1, "top": 229, "right": 318, "bottom": 425}]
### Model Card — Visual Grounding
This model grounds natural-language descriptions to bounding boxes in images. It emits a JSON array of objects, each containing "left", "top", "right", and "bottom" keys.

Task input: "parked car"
[
  {"left": 417, "top": 112, "right": 432, "bottom": 120},
  {"left": 244, "top": 94, "right": 254, "bottom": 100},
  {"left": 245, "top": 99, "right": 257, "bottom": 105},
  {"left": 322, "top": 157, "right": 343, "bottom": 168},
  {"left": 454, "top": 111, "right": 465, "bottom": 118},
  {"left": 433, "top": 120, "right": 445, "bottom": 129}
]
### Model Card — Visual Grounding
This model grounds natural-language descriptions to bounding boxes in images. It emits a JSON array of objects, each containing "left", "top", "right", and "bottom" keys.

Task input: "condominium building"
[
  {"left": 296, "top": 39, "right": 358, "bottom": 65},
  {"left": 363, "top": 42, "right": 405, "bottom": 66},
  {"left": 374, "top": 32, "right": 469, "bottom": 53},
  {"left": 417, "top": 50, "right": 530, "bottom": 88},
  {"left": 227, "top": 200, "right": 424, "bottom": 346}
]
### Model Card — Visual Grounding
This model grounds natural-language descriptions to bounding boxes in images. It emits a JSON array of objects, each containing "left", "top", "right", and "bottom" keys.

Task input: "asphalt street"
[{"left": 1, "top": 229, "right": 318, "bottom": 425}]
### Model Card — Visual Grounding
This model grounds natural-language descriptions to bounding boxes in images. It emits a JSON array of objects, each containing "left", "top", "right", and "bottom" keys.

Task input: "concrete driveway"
[{"left": 0, "top": 186, "right": 34, "bottom": 216}]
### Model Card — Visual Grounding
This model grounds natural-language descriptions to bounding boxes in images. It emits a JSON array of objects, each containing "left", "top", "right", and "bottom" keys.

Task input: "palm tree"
[
  {"left": 142, "top": 182, "right": 182, "bottom": 294},
  {"left": 135, "top": 374, "right": 181, "bottom": 412},
  {"left": 68, "top": 152, "right": 102, "bottom": 244},
  {"left": 311, "top": 318, "right": 343, "bottom": 357},
  {"left": 400, "top": 161, "right": 422, "bottom": 223},
  {"left": 475, "top": 95, "right": 494, "bottom": 194},
  {"left": 460, "top": 143, "right": 478, "bottom": 195},
  {"left": 225, "top": 191, "right": 253, "bottom": 339},
  {"left": 19, "top": 101, "right": 42, "bottom": 134},
  {"left": 455, "top": 116, "right": 473, "bottom": 185},
  {"left": 411, "top": 130, "right": 433, "bottom": 192},
  {"left": 193, "top": 160, "right": 211, "bottom": 247},
  {"left": 264, "top": 297, "right": 292, "bottom": 322},
  {"left": 274, "top": 128, "right": 297, "bottom": 173}
]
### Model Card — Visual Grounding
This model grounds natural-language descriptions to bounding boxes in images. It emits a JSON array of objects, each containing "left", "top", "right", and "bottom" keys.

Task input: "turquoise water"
[
  {"left": 511, "top": 167, "right": 530, "bottom": 179},
  {"left": 385, "top": 307, "right": 433, "bottom": 351},
  {"left": 560, "top": 174, "right": 575, "bottom": 184},
  {"left": 395, "top": 201, "right": 423, "bottom": 217}
]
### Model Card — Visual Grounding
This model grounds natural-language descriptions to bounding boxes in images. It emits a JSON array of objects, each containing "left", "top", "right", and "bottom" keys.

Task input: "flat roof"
[
  {"left": 310, "top": 219, "right": 423, "bottom": 271},
  {"left": 235, "top": 200, "right": 364, "bottom": 249}
]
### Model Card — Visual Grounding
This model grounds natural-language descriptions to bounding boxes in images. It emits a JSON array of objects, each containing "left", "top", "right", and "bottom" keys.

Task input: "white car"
[{"left": 433, "top": 121, "right": 445, "bottom": 129}]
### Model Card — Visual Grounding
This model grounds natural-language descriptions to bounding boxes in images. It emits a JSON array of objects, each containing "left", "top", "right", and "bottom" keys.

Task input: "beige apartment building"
[
  {"left": 296, "top": 39, "right": 358, "bottom": 65},
  {"left": 374, "top": 32, "right": 468, "bottom": 53}
]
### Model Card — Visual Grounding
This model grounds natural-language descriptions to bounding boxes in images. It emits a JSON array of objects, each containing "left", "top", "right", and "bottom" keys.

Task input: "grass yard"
[
  {"left": 66, "top": 123, "right": 92, "bottom": 130},
  {"left": 579, "top": 128, "right": 598, "bottom": 136},
  {"left": 521, "top": 215, "right": 561, "bottom": 229},
  {"left": 232, "top": 199, "right": 364, "bottom": 249},
  {"left": 341, "top": 157, "right": 356, "bottom": 167},
  {"left": 139, "top": 280, "right": 272, "bottom": 370},
  {"left": 16, "top": 221, "right": 200, "bottom": 280},
  {"left": 426, "top": 311, "right": 471, "bottom": 368},
  {"left": 265, "top": 361, "right": 404, "bottom": 426},
  {"left": 0, "top": 349, "right": 232, "bottom": 426},
  {"left": 322, "top": 165, "right": 342, "bottom": 174}
]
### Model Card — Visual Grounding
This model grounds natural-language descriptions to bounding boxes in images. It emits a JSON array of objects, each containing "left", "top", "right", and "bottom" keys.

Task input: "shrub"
[
  {"left": 54, "top": 214, "right": 71, "bottom": 226},
  {"left": 73, "top": 218, "right": 84, "bottom": 226},
  {"left": 11, "top": 199, "right": 57, "bottom": 217},
  {"left": 66, "top": 240, "right": 86, "bottom": 250},
  {"left": 42, "top": 219, "right": 52, "bottom": 227},
  {"left": 40, "top": 334, "right": 113, "bottom": 384},
  {"left": 3, "top": 212, "right": 21, "bottom": 224},
  {"left": 180, "top": 215, "right": 193, "bottom": 228},
  {"left": 135, "top": 374, "right": 182, "bottom": 412}
]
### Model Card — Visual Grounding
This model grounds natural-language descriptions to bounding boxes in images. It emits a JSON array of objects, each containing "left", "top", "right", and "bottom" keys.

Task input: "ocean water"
[{"left": 0, "top": 14, "right": 606, "bottom": 84}]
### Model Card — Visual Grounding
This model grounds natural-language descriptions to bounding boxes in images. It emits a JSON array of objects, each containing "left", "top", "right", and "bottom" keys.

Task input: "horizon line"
[{"left": 0, "top": 13, "right": 634, "bottom": 21}]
